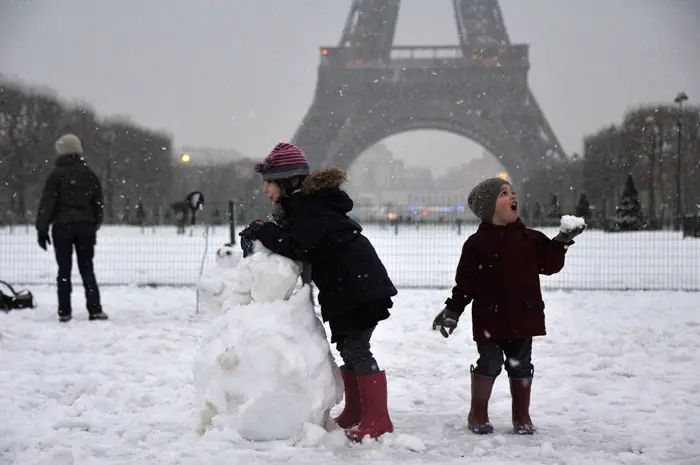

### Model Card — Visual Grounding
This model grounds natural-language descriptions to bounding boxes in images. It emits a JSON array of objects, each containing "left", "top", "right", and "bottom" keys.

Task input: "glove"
[
  {"left": 240, "top": 234, "right": 255, "bottom": 257},
  {"left": 553, "top": 224, "right": 586, "bottom": 243},
  {"left": 37, "top": 231, "right": 51, "bottom": 251},
  {"left": 239, "top": 220, "right": 264, "bottom": 240},
  {"left": 432, "top": 307, "right": 461, "bottom": 338},
  {"left": 238, "top": 221, "right": 264, "bottom": 257}
]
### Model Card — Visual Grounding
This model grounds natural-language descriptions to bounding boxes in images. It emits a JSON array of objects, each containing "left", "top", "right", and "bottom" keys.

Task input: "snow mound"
[{"left": 193, "top": 242, "right": 343, "bottom": 441}]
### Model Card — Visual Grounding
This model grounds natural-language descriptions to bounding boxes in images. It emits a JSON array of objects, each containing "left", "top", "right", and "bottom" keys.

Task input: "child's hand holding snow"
[{"left": 553, "top": 215, "right": 586, "bottom": 243}]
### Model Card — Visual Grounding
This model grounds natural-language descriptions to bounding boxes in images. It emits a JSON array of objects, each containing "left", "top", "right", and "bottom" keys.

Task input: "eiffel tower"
[{"left": 291, "top": 0, "right": 566, "bottom": 183}]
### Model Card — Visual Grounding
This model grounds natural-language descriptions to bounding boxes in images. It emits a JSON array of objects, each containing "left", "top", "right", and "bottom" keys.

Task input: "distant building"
[
  {"left": 347, "top": 146, "right": 507, "bottom": 210},
  {"left": 172, "top": 146, "right": 256, "bottom": 208}
]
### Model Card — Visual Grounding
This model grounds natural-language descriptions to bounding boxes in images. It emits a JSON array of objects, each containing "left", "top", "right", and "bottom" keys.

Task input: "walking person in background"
[
  {"left": 240, "top": 142, "right": 397, "bottom": 441},
  {"left": 35, "top": 133, "right": 109, "bottom": 323},
  {"left": 432, "top": 177, "right": 585, "bottom": 435}
]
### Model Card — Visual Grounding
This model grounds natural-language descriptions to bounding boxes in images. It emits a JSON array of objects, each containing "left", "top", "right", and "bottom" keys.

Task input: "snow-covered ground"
[
  {"left": 1, "top": 225, "right": 698, "bottom": 290},
  {"left": 2, "top": 287, "right": 699, "bottom": 464}
]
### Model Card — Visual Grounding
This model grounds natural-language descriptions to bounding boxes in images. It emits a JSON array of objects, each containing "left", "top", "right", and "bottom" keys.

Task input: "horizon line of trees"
[
  {"left": 0, "top": 77, "right": 270, "bottom": 227},
  {"left": 2, "top": 77, "right": 699, "bottom": 232},
  {"left": 0, "top": 75, "right": 174, "bottom": 224},
  {"left": 522, "top": 102, "right": 700, "bottom": 230}
]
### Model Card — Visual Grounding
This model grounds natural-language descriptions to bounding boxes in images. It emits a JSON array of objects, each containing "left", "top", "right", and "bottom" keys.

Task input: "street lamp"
[
  {"left": 645, "top": 115, "right": 659, "bottom": 228},
  {"left": 102, "top": 129, "right": 116, "bottom": 223},
  {"left": 674, "top": 91, "right": 688, "bottom": 231}
]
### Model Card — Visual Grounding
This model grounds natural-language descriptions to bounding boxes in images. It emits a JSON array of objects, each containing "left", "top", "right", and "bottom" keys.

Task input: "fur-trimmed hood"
[
  {"left": 301, "top": 166, "right": 347, "bottom": 194},
  {"left": 280, "top": 165, "right": 353, "bottom": 217}
]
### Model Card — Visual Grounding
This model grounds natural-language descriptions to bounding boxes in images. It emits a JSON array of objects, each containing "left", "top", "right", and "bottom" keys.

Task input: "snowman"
[
  {"left": 193, "top": 240, "right": 343, "bottom": 441},
  {"left": 196, "top": 243, "right": 241, "bottom": 314}
]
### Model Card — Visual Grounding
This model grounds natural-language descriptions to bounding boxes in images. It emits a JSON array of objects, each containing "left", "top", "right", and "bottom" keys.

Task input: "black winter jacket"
[
  {"left": 255, "top": 167, "right": 397, "bottom": 322},
  {"left": 36, "top": 154, "right": 104, "bottom": 233}
]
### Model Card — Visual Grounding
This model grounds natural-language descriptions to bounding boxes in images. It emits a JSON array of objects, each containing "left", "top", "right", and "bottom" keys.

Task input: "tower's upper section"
[{"left": 321, "top": 0, "right": 526, "bottom": 70}]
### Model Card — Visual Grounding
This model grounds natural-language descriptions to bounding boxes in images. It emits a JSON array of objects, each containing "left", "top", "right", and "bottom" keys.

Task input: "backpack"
[{"left": 0, "top": 280, "right": 35, "bottom": 312}]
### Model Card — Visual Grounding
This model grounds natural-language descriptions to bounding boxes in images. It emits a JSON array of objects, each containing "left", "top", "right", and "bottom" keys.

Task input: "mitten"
[
  {"left": 553, "top": 224, "right": 586, "bottom": 243},
  {"left": 432, "top": 307, "right": 461, "bottom": 338},
  {"left": 37, "top": 231, "right": 51, "bottom": 251}
]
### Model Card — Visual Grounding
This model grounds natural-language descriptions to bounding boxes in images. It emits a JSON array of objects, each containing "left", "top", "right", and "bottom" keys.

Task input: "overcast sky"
[{"left": 2, "top": 0, "right": 699, "bottom": 176}]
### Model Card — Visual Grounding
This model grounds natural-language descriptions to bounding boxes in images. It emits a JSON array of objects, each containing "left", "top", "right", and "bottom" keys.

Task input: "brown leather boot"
[
  {"left": 346, "top": 371, "right": 394, "bottom": 441},
  {"left": 510, "top": 377, "right": 536, "bottom": 434},
  {"left": 467, "top": 366, "right": 495, "bottom": 434},
  {"left": 334, "top": 367, "right": 362, "bottom": 429}
]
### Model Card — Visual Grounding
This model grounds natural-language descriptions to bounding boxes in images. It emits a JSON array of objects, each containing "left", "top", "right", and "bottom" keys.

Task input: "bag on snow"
[{"left": 0, "top": 280, "right": 35, "bottom": 312}]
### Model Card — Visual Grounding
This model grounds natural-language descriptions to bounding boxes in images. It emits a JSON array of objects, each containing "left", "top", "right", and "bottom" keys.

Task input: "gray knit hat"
[
  {"left": 55, "top": 134, "right": 83, "bottom": 156},
  {"left": 468, "top": 177, "right": 510, "bottom": 223}
]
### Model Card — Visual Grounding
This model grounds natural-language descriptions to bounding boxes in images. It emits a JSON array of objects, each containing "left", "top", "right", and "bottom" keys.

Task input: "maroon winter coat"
[{"left": 445, "top": 219, "right": 572, "bottom": 342}]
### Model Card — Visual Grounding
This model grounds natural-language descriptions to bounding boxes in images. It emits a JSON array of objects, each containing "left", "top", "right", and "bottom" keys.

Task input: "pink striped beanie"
[{"left": 255, "top": 142, "right": 310, "bottom": 181}]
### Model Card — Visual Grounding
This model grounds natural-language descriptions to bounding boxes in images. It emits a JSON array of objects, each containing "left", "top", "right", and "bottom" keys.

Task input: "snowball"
[
  {"left": 393, "top": 433, "right": 426, "bottom": 452},
  {"left": 193, "top": 243, "right": 342, "bottom": 442},
  {"left": 560, "top": 215, "right": 586, "bottom": 233},
  {"left": 297, "top": 422, "right": 329, "bottom": 447}
]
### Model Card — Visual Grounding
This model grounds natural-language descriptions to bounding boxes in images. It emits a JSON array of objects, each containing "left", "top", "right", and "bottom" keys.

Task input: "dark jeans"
[
  {"left": 473, "top": 338, "right": 534, "bottom": 380},
  {"left": 51, "top": 222, "right": 102, "bottom": 315},
  {"left": 334, "top": 326, "right": 380, "bottom": 376}
]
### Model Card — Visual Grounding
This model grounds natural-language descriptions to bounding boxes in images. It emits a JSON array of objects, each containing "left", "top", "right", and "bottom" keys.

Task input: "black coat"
[
  {"left": 36, "top": 154, "right": 104, "bottom": 233},
  {"left": 254, "top": 167, "right": 397, "bottom": 323}
]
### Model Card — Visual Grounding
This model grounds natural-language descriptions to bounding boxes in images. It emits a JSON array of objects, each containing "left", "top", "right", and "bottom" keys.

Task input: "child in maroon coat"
[{"left": 432, "top": 177, "right": 584, "bottom": 435}]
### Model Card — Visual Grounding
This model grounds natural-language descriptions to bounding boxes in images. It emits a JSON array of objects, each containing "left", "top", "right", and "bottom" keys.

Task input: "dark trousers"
[
  {"left": 301, "top": 263, "right": 314, "bottom": 305},
  {"left": 334, "top": 326, "right": 380, "bottom": 376},
  {"left": 473, "top": 338, "right": 534, "bottom": 380},
  {"left": 51, "top": 223, "right": 102, "bottom": 315}
]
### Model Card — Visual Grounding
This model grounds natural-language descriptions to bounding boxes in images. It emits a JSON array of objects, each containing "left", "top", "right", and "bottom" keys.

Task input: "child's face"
[
  {"left": 492, "top": 183, "right": 519, "bottom": 225},
  {"left": 263, "top": 181, "right": 281, "bottom": 203}
]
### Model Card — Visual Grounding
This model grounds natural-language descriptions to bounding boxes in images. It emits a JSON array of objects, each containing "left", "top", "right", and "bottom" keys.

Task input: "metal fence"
[{"left": 1, "top": 218, "right": 698, "bottom": 291}]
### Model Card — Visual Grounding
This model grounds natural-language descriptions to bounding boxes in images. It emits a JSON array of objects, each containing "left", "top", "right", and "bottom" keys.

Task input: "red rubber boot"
[
  {"left": 510, "top": 377, "right": 537, "bottom": 435},
  {"left": 334, "top": 367, "right": 362, "bottom": 429},
  {"left": 346, "top": 371, "right": 394, "bottom": 441}
]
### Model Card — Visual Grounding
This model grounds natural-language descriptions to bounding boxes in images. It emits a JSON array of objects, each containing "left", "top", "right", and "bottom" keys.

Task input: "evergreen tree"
[
  {"left": 532, "top": 201, "right": 543, "bottom": 226},
  {"left": 519, "top": 204, "right": 529, "bottom": 224},
  {"left": 615, "top": 174, "right": 644, "bottom": 231},
  {"left": 575, "top": 193, "right": 591, "bottom": 220},
  {"left": 548, "top": 193, "right": 561, "bottom": 219}
]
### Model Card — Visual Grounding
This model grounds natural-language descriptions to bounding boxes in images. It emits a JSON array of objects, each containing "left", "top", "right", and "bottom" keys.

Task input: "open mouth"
[{"left": 510, "top": 202, "right": 518, "bottom": 212}]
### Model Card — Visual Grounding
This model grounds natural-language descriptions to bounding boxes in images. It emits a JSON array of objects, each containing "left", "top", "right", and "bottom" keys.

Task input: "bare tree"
[
  {"left": 0, "top": 76, "right": 176, "bottom": 224},
  {"left": 583, "top": 104, "right": 700, "bottom": 228}
]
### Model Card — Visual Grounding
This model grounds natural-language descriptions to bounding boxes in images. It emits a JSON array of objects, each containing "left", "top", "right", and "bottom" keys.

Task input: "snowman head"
[{"left": 215, "top": 243, "right": 241, "bottom": 269}]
